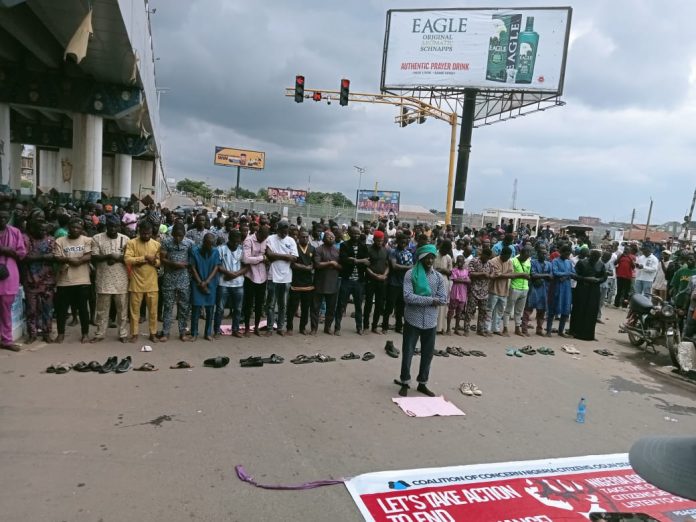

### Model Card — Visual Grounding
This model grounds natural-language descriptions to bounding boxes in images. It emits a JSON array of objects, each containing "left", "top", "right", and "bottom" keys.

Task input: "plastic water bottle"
[{"left": 576, "top": 398, "right": 587, "bottom": 424}]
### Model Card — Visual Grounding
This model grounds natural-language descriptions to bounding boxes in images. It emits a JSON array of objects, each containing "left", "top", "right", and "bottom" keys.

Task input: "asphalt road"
[{"left": 1, "top": 306, "right": 694, "bottom": 522}]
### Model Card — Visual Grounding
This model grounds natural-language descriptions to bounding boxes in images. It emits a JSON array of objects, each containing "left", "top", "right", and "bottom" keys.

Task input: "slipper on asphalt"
[
  {"left": 314, "top": 353, "right": 335, "bottom": 363},
  {"left": 446, "top": 346, "right": 463, "bottom": 357},
  {"left": 115, "top": 356, "right": 132, "bottom": 373},
  {"left": 261, "top": 354, "right": 284, "bottom": 364},
  {"left": 362, "top": 352, "right": 375, "bottom": 361},
  {"left": 240, "top": 356, "right": 264, "bottom": 367},
  {"left": 88, "top": 361, "right": 102, "bottom": 371},
  {"left": 291, "top": 354, "right": 314, "bottom": 364},
  {"left": 459, "top": 382, "right": 474, "bottom": 396},
  {"left": 436, "top": 349, "right": 450, "bottom": 357},
  {"left": 456, "top": 347, "right": 471, "bottom": 356},
  {"left": 204, "top": 356, "right": 230, "bottom": 368},
  {"left": 46, "top": 364, "right": 57, "bottom": 373},
  {"left": 470, "top": 383, "right": 483, "bottom": 397},
  {"left": 54, "top": 363, "right": 72, "bottom": 374},
  {"left": 341, "top": 352, "right": 361, "bottom": 360},
  {"left": 520, "top": 346, "right": 537, "bottom": 355},
  {"left": 73, "top": 361, "right": 90, "bottom": 372},
  {"left": 133, "top": 362, "right": 158, "bottom": 371},
  {"left": 469, "top": 350, "right": 487, "bottom": 357},
  {"left": 170, "top": 361, "right": 193, "bottom": 369},
  {"left": 561, "top": 344, "right": 580, "bottom": 355},
  {"left": 594, "top": 349, "right": 614, "bottom": 357},
  {"left": 514, "top": 350, "right": 523, "bottom": 358},
  {"left": 506, "top": 348, "right": 516, "bottom": 357}
]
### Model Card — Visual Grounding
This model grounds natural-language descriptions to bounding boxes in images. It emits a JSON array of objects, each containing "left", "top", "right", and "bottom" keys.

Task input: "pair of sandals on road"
[
  {"left": 506, "top": 346, "right": 556, "bottom": 357},
  {"left": 239, "top": 354, "right": 284, "bottom": 367},
  {"left": 46, "top": 356, "right": 135, "bottom": 374},
  {"left": 440, "top": 347, "right": 486, "bottom": 357},
  {"left": 291, "top": 353, "right": 338, "bottom": 364}
]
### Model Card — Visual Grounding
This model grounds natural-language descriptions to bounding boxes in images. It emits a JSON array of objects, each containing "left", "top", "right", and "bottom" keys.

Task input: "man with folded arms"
[{"left": 396, "top": 244, "right": 447, "bottom": 398}]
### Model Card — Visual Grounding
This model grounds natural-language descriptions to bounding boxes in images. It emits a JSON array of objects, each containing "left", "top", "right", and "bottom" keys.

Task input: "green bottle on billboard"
[
  {"left": 486, "top": 15, "right": 510, "bottom": 83},
  {"left": 515, "top": 16, "right": 539, "bottom": 84}
]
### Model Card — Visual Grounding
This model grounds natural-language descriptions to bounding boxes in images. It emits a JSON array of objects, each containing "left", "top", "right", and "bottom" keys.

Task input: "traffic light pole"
[
  {"left": 235, "top": 166, "right": 241, "bottom": 199},
  {"left": 450, "top": 89, "right": 477, "bottom": 227},
  {"left": 285, "top": 86, "right": 458, "bottom": 224}
]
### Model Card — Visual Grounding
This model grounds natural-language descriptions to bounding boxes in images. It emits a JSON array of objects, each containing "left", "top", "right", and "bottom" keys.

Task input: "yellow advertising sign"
[{"left": 214, "top": 146, "right": 265, "bottom": 170}]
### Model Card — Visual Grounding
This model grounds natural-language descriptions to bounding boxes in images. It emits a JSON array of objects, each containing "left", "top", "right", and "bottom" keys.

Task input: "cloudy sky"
[{"left": 149, "top": 0, "right": 696, "bottom": 224}]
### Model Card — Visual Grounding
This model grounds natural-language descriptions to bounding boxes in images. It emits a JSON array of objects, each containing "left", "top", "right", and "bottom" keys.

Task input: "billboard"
[
  {"left": 267, "top": 187, "right": 307, "bottom": 205},
  {"left": 214, "top": 147, "right": 265, "bottom": 169},
  {"left": 357, "top": 190, "right": 400, "bottom": 213},
  {"left": 381, "top": 7, "right": 572, "bottom": 93}
]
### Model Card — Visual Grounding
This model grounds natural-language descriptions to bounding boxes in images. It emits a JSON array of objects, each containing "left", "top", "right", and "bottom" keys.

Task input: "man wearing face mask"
[{"left": 395, "top": 244, "right": 448, "bottom": 398}]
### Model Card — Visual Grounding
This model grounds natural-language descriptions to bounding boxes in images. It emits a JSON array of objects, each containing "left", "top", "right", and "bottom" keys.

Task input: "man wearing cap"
[
  {"left": 90, "top": 214, "right": 130, "bottom": 342},
  {"left": 395, "top": 244, "right": 448, "bottom": 398},
  {"left": 363, "top": 230, "right": 390, "bottom": 334}
]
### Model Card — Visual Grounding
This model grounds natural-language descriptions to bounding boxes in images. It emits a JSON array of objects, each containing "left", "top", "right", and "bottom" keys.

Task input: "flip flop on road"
[
  {"left": 170, "top": 361, "right": 193, "bottom": 369},
  {"left": 261, "top": 354, "right": 284, "bottom": 364},
  {"left": 446, "top": 347, "right": 463, "bottom": 357},
  {"left": 520, "top": 346, "right": 537, "bottom": 355},
  {"left": 73, "top": 361, "right": 90, "bottom": 372},
  {"left": 133, "top": 362, "right": 158, "bottom": 371},
  {"left": 341, "top": 352, "right": 361, "bottom": 360},
  {"left": 362, "top": 352, "right": 375, "bottom": 361},
  {"left": 52, "top": 363, "right": 72, "bottom": 374},
  {"left": 537, "top": 347, "right": 555, "bottom": 356},
  {"left": 594, "top": 349, "right": 614, "bottom": 357},
  {"left": 204, "top": 356, "right": 230, "bottom": 368},
  {"left": 240, "top": 356, "right": 264, "bottom": 367},
  {"left": 291, "top": 354, "right": 314, "bottom": 364},
  {"left": 314, "top": 353, "right": 335, "bottom": 363},
  {"left": 434, "top": 349, "right": 450, "bottom": 357},
  {"left": 469, "top": 350, "right": 487, "bottom": 357}
]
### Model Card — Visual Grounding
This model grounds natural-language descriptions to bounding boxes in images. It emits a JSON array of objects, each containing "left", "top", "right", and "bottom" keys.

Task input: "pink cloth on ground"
[
  {"left": 392, "top": 396, "right": 465, "bottom": 417},
  {"left": 450, "top": 268, "right": 469, "bottom": 303}
]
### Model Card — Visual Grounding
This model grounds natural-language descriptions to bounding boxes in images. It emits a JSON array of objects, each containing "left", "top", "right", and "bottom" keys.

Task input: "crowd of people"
[{"left": 1, "top": 196, "right": 695, "bottom": 392}]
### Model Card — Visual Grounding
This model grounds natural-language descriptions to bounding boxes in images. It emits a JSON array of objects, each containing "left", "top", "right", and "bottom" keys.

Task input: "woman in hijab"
[{"left": 395, "top": 244, "right": 448, "bottom": 398}]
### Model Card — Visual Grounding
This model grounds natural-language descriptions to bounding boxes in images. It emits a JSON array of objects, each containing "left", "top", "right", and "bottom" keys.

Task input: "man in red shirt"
[{"left": 614, "top": 245, "right": 636, "bottom": 308}]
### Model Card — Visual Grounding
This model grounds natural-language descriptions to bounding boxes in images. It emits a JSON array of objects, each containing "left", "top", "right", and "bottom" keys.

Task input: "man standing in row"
[
  {"left": 124, "top": 221, "right": 160, "bottom": 343},
  {"left": 363, "top": 230, "right": 389, "bottom": 334},
  {"left": 216, "top": 230, "right": 246, "bottom": 338},
  {"left": 242, "top": 224, "right": 269, "bottom": 336},
  {"left": 286, "top": 229, "right": 315, "bottom": 335},
  {"left": 90, "top": 214, "right": 129, "bottom": 343},
  {"left": 487, "top": 246, "right": 513, "bottom": 336},
  {"left": 503, "top": 246, "right": 532, "bottom": 337},
  {"left": 336, "top": 226, "right": 368, "bottom": 335},
  {"left": 159, "top": 223, "right": 194, "bottom": 342},
  {"left": 265, "top": 221, "right": 298, "bottom": 337},
  {"left": 313, "top": 231, "right": 341, "bottom": 335}
]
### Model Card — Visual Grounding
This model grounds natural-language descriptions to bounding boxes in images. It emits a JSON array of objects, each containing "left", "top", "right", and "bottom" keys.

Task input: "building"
[{"left": 578, "top": 216, "right": 602, "bottom": 226}]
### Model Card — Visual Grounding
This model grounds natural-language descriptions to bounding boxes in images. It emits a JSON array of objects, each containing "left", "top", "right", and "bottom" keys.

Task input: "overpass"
[{"left": 0, "top": 0, "right": 166, "bottom": 204}]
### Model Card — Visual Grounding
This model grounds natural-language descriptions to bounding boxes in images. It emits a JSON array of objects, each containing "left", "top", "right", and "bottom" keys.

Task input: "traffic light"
[
  {"left": 339, "top": 78, "right": 350, "bottom": 106},
  {"left": 294, "top": 75, "right": 304, "bottom": 103},
  {"left": 312, "top": 91, "right": 322, "bottom": 102}
]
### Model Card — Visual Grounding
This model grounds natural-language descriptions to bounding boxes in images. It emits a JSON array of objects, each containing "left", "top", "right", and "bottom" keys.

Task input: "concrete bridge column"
[
  {"left": 72, "top": 113, "right": 102, "bottom": 202},
  {"left": 114, "top": 153, "right": 132, "bottom": 206},
  {"left": 0, "top": 103, "right": 9, "bottom": 189},
  {"left": 9, "top": 142, "right": 22, "bottom": 192}
]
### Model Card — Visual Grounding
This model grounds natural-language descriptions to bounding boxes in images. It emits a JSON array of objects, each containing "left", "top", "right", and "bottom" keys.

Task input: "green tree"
[
  {"left": 306, "top": 191, "right": 354, "bottom": 207},
  {"left": 176, "top": 178, "right": 210, "bottom": 199}
]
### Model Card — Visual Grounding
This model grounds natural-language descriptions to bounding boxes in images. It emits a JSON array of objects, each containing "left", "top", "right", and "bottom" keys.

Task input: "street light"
[{"left": 353, "top": 165, "right": 365, "bottom": 221}]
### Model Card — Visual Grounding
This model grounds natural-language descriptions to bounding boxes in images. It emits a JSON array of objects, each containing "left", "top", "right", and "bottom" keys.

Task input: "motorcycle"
[{"left": 619, "top": 293, "right": 681, "bottom": 367}]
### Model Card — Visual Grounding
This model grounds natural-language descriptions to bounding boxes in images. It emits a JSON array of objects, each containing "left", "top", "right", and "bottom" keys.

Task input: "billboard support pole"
[
  {"left": 451, "top": 89, "right": 477, "bottom": 226},
  {"left": 235, "top": 166, "right": 241, "bottom": 199},
  {"left": 445, "top": 112, "right": 457, "bottom": 225}
]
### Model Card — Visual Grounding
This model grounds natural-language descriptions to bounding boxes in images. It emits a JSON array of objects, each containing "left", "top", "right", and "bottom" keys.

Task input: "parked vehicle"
[{"left": 619, "top": 293, "right": 680, "bottom": 367}]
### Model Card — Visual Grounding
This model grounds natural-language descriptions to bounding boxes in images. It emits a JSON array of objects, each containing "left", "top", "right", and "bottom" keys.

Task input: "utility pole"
[
  {"left": 353, "top": 165, "right": 365, "bottom": 222},
  {"left": 511, "top": 178, "right": 518, "bottom": 210},
  {"left": 643, "top": 198, "right": 653, "bottom": 242},
  {"left": 682, "top": 187, "right": 696, "bottom": 241},
  {"left": 629, "top": 208, "right": 635, "bottom": 240}
]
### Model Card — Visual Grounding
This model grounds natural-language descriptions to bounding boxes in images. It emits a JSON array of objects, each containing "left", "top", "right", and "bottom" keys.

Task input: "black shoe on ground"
[
  {"left": 417, "top": 384, "right": 436, "bottom": 397},
  {"left": 385, "top": 340, "right": 400, "bottom": 358},
  {"left": 116, "top": 356, "right": 132, "bottom": 373},
  {"left": 100, "top": 356, "right": 118, "bottom": 373}
]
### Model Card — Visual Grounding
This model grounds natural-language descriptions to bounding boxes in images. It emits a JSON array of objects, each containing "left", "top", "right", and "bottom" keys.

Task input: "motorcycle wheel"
[
  {"left": 666, "top": 333, "right": 680, "bottom": 369},
  {"left": 628, "top": 332, "right": 645, "bottom": 347}
]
